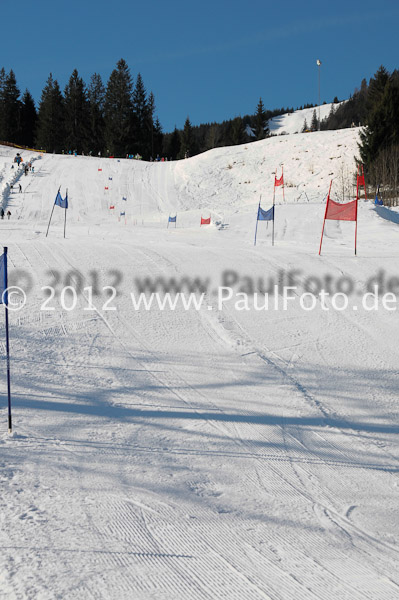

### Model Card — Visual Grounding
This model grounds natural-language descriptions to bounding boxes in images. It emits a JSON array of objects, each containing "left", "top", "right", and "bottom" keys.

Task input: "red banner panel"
[{"left": 325, "top": 198, "right": 357, "bottom": 221}]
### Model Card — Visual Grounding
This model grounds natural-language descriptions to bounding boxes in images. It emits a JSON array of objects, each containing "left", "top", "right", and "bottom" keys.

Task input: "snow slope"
[
  {"left": 0, "top": 131, "right": 398, "bottom": 600},
  {"left": 268, "top": 102, "right": 343, "bottom": 136}
]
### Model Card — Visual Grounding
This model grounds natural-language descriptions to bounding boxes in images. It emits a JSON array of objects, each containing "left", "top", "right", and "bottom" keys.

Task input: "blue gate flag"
[
  {"left": 168, "top": 215, "right": 177, "bottom": 223},
  {"left": 257, "top": 205, "right": 274, "bottom": 221},
  {"left": 0, "top": 252, "right": 6, "bottom": 305},
  {"left": 374, "top": 184, "right": 383, "bottom": 205},
  {"left": 120, "top": 211, "right": 125, "bottom": 216},
  {"left": 54, "top": 190, "right": 68, "bottom": 209},
  {"left": 122, "top": 196, "right": 127, "bottom": 201},
  {"left": 109, "top": 177, "right": 113, "bottom": 181}
]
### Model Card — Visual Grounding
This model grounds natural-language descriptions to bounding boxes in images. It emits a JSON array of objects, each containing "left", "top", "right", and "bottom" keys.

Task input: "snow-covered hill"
[
  {"left": 0, "top": 130, "right": 398, "bottom": 600},
  {"left": 268, "top": 102, "right": 343, "bottom": 135},
  {"left": 1, "top": 126, "right": 360, "bottom": 227}
]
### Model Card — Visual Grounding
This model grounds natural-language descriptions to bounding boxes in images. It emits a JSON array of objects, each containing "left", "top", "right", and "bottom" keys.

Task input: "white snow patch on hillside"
[{"left": 269, "top": 102, "right": 344, "bottom": 135}]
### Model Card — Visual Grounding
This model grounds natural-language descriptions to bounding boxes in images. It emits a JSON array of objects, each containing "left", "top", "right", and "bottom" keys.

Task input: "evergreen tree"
[
  {"left": 152, "top": 116, "right": 163, "bottom": 157},
  {"left": 231, "top": 116, "right": 245, "bottom": 145},
  {"left": 164, "top": 127, "right": 181, "bottom": 160},
  {"left": 310, "top": 109, "right": 318, "bottom": 131},
  {"left": 1, "top": 70, "right": 21, "bottom": 143},
  {"left": 359, "top": 66, "right": 393, "bottom": 164},
  {"left": 64, "top": 69, "right": 90, "bottom": 153},
  {"left": 36, "top": 74, "right": 65, "bottom": 152},
  {"left": 104, "top": 59, "right": 134, "bottom": 156},
  {"left": 20, "top": 90, "right": 37, "bottom": 147},
  {"left": 206, "top": 124, "right": 221, "bottom": 149},
  {"left": 132, "top": 73, "right": 149, "bottom": 155},
  {"left": 179, "top": 117, "right": 195, "bottom": 158},
  {"left": 254, "top": 98, "right": 268, "bottom": 140},
  {"left": 366, "top": 65, "right": 389, "bottom": 112},
  {"left": 87, "top": 73, "right": 105, "bottom": 155},
  {"left": 0, "top": 67, "right": 6, "bottom": 139},
  {"left": 383, "top": 79, "right": 399, "bottom": 147},
  {"left": 145, "top": 90, "right": 160, "bottom": 158}
]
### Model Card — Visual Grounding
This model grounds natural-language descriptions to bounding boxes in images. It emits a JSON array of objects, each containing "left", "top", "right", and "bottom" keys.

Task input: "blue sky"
[{"left": 2, "top": 0, "right": 399, "bottom": 132}]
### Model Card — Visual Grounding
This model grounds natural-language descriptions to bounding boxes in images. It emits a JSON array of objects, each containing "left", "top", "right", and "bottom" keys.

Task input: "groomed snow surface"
[{"left": 0, "top": 127, "right": 398, "bottom": 600}]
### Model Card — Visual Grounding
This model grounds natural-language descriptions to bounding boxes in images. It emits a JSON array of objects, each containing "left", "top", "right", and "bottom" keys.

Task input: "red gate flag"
[
  {"left": 109, "top": 205, "right": 115, "bottom": 209},
  {"left": 319, "top": 180, "right": 358, "bottom": 255},
  {"left": 201, "top": 217, "right": 211, "bottom": 225},
  {"left": 356, "top": 164, "right": 367, "bottom": 201},
  {"left": 273, "top": 166, "right": 285, "bottom": 202},
  {"left": 325, "top": 198, "right": 357, "bottom": 221}
]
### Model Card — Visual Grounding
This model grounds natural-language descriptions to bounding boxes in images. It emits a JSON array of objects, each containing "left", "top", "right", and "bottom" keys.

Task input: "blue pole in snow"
[{"left": 3, "top": 247, "right": 12, "bottom": 433}]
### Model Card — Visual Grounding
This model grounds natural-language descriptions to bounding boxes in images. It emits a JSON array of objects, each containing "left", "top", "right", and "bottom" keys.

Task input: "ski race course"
[{"left": 0, "top": 128, "right": 399, "bottom": 599}]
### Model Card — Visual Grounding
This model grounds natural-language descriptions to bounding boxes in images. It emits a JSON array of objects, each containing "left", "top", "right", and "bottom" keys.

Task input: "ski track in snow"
[{"left": 0, "top": 131, "right": 398, "bottom": 599}]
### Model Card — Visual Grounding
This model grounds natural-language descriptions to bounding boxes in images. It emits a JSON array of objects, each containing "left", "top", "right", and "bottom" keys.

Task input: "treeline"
[
  {"left": 165, "top": 100, "right": 297, "bottom": 159},
  {"left": 0, "top": 60, "right": 163, "bottom": 158},
  {"left": 0, "top": 60, "right": 299, "bottom": 160},
  {"left": 320, "top": 65, "right": 399, "bottom": 204}
]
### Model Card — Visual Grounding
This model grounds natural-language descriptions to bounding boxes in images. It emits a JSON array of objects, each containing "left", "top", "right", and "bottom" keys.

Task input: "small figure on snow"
[
  {"left": 0, "top": 208, "right": 4, "bottom": 219},
  {"left": 7, "top": 210, "right": 11, "bottom": 220},
  {"left": 19, "top": 184, "right": 22, "bottom": 193}
]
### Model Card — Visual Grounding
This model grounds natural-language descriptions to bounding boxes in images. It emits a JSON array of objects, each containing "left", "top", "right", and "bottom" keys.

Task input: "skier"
[
  {"left": 7, "top": 211, "right": 11, "bottom": 220},
  {"left": 19, "top": 184, "right": 22, "bottom": 193},
  {"left": 0, "top": 208, "right": 4, "bottom": 219}
]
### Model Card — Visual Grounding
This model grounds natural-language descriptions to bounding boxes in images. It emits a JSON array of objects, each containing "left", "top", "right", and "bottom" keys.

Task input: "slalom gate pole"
[
  {"left": 64, "top": 189, "right": 68, "bottom": 239},
  {"left": 254, "top": 198, "right": 261, "bottom": 246},
  {"left": 355, "top": 195, "right": 358, "bottom": 256},
  {"left": 4, "top": 247, "right": 12, "bottom": 433},
  {"left": 46, "top": 186, "right": 60, "bottom": 237},
  {"left": 362, "top": 164, "right": 367, "bottom": 202},
  {"left": 272, "top": 197, "right": 275, "bottom": 247},
  {"left": 46, "top": 205, "right": 55, "bottom": 238},
  {"left": 319, "top": 180, "right": 332, "bottom": 255}
]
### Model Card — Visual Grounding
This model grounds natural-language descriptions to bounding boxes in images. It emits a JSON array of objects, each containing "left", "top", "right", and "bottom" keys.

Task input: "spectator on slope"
[
  {"left": 7, "top": 211, "right": 11, "bottom": 219},
  {"left": 0, "top": 208, "right": 4, "bottom": 219}
]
